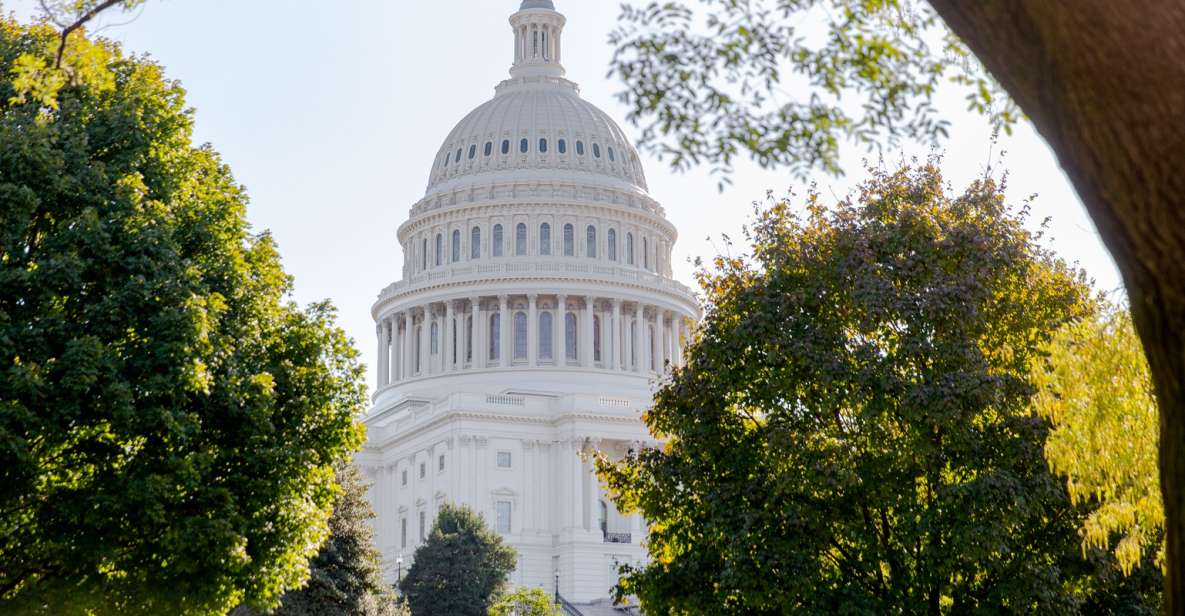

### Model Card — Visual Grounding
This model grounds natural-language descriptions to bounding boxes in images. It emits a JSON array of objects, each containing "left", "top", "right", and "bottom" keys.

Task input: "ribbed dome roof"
[
  {"left": 425, "top": 82, "right": 648, "bottom": 195},
  {"left": 520, "top": 0, "right": 556, "bottom": 9}
]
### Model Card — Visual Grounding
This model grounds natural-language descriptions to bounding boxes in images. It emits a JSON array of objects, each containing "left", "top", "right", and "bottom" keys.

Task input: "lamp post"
[
  {"left": 396, "top": 555, "right": 404, "bottom": 589},
  {"left": 554, "top": 568, "right": 560, "bottom": 605}
]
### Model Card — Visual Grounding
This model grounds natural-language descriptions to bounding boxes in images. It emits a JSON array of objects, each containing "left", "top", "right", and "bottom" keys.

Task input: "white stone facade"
[{"left": 360, "top": 0, "right": 697, "bottom": 604}]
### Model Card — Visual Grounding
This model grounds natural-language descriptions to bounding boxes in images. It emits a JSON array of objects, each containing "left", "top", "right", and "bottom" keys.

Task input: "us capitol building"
[{"left": 359, "top": 0, "right": 697, "bottom": 608}]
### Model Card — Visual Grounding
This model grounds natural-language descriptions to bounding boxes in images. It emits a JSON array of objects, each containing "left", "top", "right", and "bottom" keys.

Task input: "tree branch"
[{"left": 53, "top": 0, "right": 125, "bottom": 69}]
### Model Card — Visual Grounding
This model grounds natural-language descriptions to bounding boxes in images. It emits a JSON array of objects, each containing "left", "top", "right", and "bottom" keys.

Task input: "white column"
[
  {"left": 377, "top": 324, "right": 388, "bottom": 388},
  {"left": 466, "top": 297, "right": 476, "bottom": 369},
  {"left": 611, "top": 299, "right": 622, "bottom": 371},
  {"left": 654, "top": 310, "right": 663, "bottom": 371},
  {"left": 445, "top": 300, "right": 455, "bottom": 372},
  {"left": 528, "top": 294, "right": 538, "bottom": 368},
  {"left": 582, "top": 296, "right": 595, "bottom": 367},
  {"left": 418, "top": 307, "right": 429, "bottom": 376},
  {"left": 499, "top": 295, "right": 510, "bottom": 368},
  {"left": 557, "top": 294, "right": 568, "bottom": 366},
  {"left": 586, "top": 438, "right": 601, "bottom": 536},
  {"left": 404, "top": 310, "right": 415, "bottom": 379},
  {"left": 633, "top": 303, "right": 644, "bottom": 373},
  {"left": 473, "top": 297, "right": 484, "bottom": 369},
  {"left": 570, "top": 439, "right": 583, "bottom": 531}
]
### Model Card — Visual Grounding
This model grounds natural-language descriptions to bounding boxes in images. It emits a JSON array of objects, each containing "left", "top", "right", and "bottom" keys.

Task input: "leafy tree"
[
  {"left": 598, "top": 164, "right": 1118, "bottom": 613},
  {"left": 1034, "top": 306, "right": 1164, "bottom": 575},
  {"left": 608, "top": 3, "right": 1185, "bottom": 606},
  {"left": 231, "top": 463, "right": 401, "bottom": 616},
  {"left": 0, "top": 16, "right": 364, "bottom": 616},
  {"left": 399, "top": 503, "right": 517, "bottom": 616},
  {"left": 489, "top": 587, "right": 562, "bottom": 616}
]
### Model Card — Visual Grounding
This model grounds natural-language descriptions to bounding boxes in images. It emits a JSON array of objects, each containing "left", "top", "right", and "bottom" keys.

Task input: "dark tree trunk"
[{"left": 925, "top": 1, "right": 1185, "bottom": 612}]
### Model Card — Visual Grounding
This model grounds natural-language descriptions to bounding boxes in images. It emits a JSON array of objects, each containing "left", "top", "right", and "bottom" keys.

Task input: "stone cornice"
[{"left": 366, "top": 409, "right": 644, "bottom": 450}]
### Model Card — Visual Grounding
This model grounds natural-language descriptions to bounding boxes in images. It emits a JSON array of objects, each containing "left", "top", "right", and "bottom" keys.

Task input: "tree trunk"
[{"left": 925, "top": 1, "right": 1185, "bottom": 612}]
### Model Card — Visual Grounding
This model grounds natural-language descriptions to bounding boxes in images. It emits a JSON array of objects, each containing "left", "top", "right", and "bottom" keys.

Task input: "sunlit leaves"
[
  {"left": 610, "top": 0, "right": 1017, "bottom": 184},
  {"left": 1033, "top": 307, "right": 1164, "bottom": 575}
]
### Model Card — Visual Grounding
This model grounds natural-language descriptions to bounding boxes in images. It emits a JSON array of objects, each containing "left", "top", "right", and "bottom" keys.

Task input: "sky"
[{"left": 1, "top": 0, "right": 1122, "bottom": 392}]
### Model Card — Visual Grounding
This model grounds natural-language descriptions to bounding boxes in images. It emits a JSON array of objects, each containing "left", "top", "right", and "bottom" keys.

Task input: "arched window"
[
  {"left": 593, "top": 143, "right": 601, "bottom": 158},
  {"left": 565, "top": 312, "right": 578, "bottom": 361},
  {"left": 435, "top": 234, "right": 443, "bottom": 267},
  {"left": 520, "top": 138, "right": 529, "bottom": 153},
  {"left": 501, "top": 139, "right": 510, "bottom": 155},
  {"left": 576, "top": 141, "right": 585, "bottom": 156},
  {"left": 563, "top": 224, "right": 574, "bottom": 257},
  {"left": 421, "top": 238, "right": 428, "bottom": 270},
  {"left": 515, "top": 223, "right": 527, "bottom": 256},
  {"left": 608, "top": 146, "right": 616, "bottom": 161},
  {"left": 443, "top": 152, "right": 450, "bottom": 167},
  {"left": 514, "top": 311, "right": 528, "bottom": 360},
  {"left": 539, "top": 223, "right": 552, "bottom": 256},
  {"left": 608, "top": 229, "right": 618, "bottom": 261},
  {"left": 471, "top": 227, "right": 481, "bottom": 259},
  {"left": 415, "top": 326, "right": 423, "bottom": 373},
  {"left": 455, "top": 148, "right": 462, "bottom": 163},
  {"left": 468, "top": 144, "right": 477, "bottom": 159},
  {"left": 489, "top": 313, "right": 501, "bottom": 361},
  {"left": 493, "top": 224, "right": 504, "bottom": 257},
  {"left": 626, "top": 233, "right": 634, "bottom": 265},
  {"left": 593, "top": 314, "right": 602, "bottom": 362},
  {"left": 643, "top": 237, "right": 650, "bottom": 270},
  {"left": 451, "top": 230, "right": 461, "bottom": 262},
  {"left": 484, "top": 142, "right": 492, "bottom": 156},
  {"left": 466, "top": 316, "right": 474, "bottom": 362},
  {"left": 539, "top": 312, "right": 553, "bottom": 360},
  {"left": 430, "top": 322, "right": 439, "bottom": 355},
  {"left": 586, "top": 225, "right": 597, "bottom": 258},
  {"left": 558, "top": 139, "right": 567, "bottom": 154},
  {"left": 539, "top": 138, "right": 548, "bottom": 153}
]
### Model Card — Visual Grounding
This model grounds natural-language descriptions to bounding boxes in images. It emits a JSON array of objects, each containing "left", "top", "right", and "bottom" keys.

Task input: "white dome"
[{"left": 426, "top": 81, "right": 649, "bottom": 196}]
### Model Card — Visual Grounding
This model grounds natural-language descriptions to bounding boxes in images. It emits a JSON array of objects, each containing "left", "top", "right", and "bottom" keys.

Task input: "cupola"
[{"left": 510, "top": 0, "right": 566, "bottom": 78}]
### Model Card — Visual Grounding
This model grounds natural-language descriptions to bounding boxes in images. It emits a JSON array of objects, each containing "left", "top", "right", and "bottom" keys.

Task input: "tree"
[
  {"left": 489, "top": 587, "right": 563, "bottom": 616},
  {"left": 597, "top": 164, "right": 1133, "bottom": 613},
  {"left": 1033, "top": 306, "right": 1164, "bottom": 575},
  {"left": 398, "top": 503, "right": 517, "bottom": 616},
  {"left": 608, "top": 3, "right": 1185, "bottom": 608},
  {"left": 231, "top": 463, "right": 401, "bottom": 616},
  {"left": 0, "top": 16, "right": 364, "bottom": 616}
]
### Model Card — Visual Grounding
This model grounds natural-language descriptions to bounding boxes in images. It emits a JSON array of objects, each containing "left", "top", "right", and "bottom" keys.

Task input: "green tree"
[
  {"left": 232, "top": 463, "right": 401, "bottom": 616},
  {"left": 399, "top": 503, "right": 517, "bottom": 616},
  {"left": 608, "top": 3, "right": 1185, "bottom": 606},
  {"left": 0, "top": 16, "right": 364, "bottom": 616},
  {"left": 488, "top": 587, "right": 562, "bottom": 616},
  {"left": 1034, "top": 306, "right": 1164, "bottom": 575},
  {"left": 598, "top": 164, "right": 1116, "bottom": 614}
]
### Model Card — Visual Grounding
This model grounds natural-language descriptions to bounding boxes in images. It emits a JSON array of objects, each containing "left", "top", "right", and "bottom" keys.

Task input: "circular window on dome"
[
  {"left": 539, "top": 138, "right": 548, "bottom": 153},
  {"left": 468, "top": 144, "right": 477, "bottom": 159},
  {"left": 520, "top": 138, "right": 529, "bottom": 154},
  {"left": 608, "top": 146, "right": 616, "bottom": 162},
  {"left": 593, "top": 143, "right": 601, "bottom": 158},
  {"left": 558, "top": 139, "right": 567, "bottom": 154},
  {"left": 576, "top": 141, "right": 585, "bottom": 156},
  {"left": 501, "top": 140, "right": 510, "bottom": 155}
]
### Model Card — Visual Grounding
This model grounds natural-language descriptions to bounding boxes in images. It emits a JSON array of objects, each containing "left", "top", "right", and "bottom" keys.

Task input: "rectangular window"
[
  {"left": 419, "top": 462, "right": 426, "bottom": 479},
  {"left": 496, "top": 451, "right": 512, "bottom": 468},
  {"left": 496, "top": 501, "right": 512, "bottom": 534},
  {"left": 401, "top": 469, "right": 407, "bottom": 486},
  {"left": 419, "top": 511, "right": 426, "bottom": 541},
  {"left": 438, "top": 454, "right": 446, "bottom": 472},
  {"left": 401, "top": 517, "right": 407, "bottom": 548}
]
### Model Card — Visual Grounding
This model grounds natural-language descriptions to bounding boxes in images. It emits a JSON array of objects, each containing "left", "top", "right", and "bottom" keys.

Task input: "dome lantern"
[{"left": 510, "top": 0, "right": 566, "bottom": 78}]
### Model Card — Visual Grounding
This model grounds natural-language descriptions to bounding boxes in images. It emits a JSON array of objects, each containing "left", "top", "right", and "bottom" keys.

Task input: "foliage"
[
  {"left": 231, "top": 463, "right": 401, "bottom": 616},
  {"left": 609, "top": 0, "right": 1016, "bottom": 185},
  {"left": 0, "top": 16, "right": 365, "bottom": 615},
  {"left": 1033, "top": 306, "right": 1164, "bottom": 574},
  {"left": 488, "top": 587, "right": 562, "bottom": 616},
  {"left": 597, "top": 164, "right": 1118, "bottom": 614},
  {"left": 399, "top": 503, "right": 517, "bottom": 616}
]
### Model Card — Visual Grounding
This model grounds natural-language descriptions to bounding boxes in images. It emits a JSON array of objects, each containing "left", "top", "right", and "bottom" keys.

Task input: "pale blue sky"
[{"left": 2, "top": 0, "right": 1121, "bottom": 391}]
